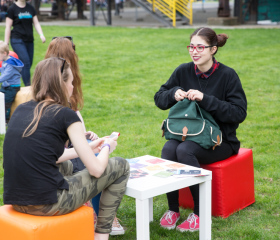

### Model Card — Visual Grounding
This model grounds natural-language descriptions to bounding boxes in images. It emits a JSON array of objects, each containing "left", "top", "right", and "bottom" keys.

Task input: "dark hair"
[{"left": 190, "top": 27, "right": 229, "bottom": 55}]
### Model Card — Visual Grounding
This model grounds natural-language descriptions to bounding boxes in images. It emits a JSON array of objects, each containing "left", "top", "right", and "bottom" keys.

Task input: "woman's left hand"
[
  {"left": 185, "top": 89, "right": 204, "bottom": 101},
  {"left": 85, "top": 131, "right": 99, "bottom": 141}
]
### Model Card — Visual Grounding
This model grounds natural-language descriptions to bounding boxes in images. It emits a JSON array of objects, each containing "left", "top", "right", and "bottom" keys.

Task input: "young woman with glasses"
[
  {"left": 45, "top": 37, "right": 126, "bottom": 236},
  {"left": 4, "top": 0, "right": 46, "bottom": 86},
  {"left": 154, "top": 27, "right": 247, "bottom": 232},
  {"left": 3, "top": 57, "right": 130, "bottom": 240}
]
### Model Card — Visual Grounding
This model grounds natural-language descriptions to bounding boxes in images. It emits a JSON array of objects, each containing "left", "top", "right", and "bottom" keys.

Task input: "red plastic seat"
[{"left": 179, "top": 148, "right": 255, "bottom": 218}]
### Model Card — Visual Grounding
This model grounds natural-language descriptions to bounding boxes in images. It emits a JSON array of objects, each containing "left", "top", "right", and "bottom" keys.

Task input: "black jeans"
[
  {"left": 10, "top": 38, "right": 34, "bottom": 86},
  {"left": 161, "top": 140, "right": 234, "bottom": 216},
  {"left": 0, "top": 86, "right": 20, "bottom": 121}
]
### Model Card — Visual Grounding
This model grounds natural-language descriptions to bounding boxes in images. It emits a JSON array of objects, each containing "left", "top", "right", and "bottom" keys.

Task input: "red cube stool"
[
  {"left": 0, "top": 205, "right": 94, "bottom": 240},
  {"left": 179, "top": 148, "right": 255, "bottom": 218}
]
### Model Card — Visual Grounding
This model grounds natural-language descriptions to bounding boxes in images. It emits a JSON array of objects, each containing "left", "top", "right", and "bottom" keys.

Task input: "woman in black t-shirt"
[
  {"left": 3, "top": 58, "right": 130, "bottom": 240},
  {"left": 4, "top": 0, "right": 45, "bottom": 86}
]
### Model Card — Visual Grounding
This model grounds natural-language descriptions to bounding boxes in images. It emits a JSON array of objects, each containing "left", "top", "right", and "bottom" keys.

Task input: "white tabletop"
[{"left": 125, "top": 155, "right": 212, "bottom": 200}]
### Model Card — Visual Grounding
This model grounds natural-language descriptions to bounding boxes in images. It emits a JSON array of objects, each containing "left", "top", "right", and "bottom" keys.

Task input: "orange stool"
[
  {"left": 0, "top": 205, "right": 94, "bottom": 240},
  {"left": 179, "top": 148, "right": 255, "bottom": 218}
]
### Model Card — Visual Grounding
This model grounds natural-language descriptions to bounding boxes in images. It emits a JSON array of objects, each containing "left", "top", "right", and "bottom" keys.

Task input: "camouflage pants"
[{"left": 13, "top": 157, "right": 130, "bottom": 234}]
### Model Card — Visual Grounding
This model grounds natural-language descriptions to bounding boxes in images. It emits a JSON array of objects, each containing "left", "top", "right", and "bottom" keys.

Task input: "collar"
[{"left": 195, "top": 58, "right": 219, "bottom": 79}]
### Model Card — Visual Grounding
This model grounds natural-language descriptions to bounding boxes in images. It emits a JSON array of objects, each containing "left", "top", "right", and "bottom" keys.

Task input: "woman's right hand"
[{"left": 174, "top": 89, "right": 188, "bottom": 101}]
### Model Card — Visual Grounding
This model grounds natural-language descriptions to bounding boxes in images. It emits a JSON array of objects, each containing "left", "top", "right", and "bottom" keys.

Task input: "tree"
[
  {"left": 218, "top": 0, "right": 230, "bottom": 17},
  {"left": 76, "top": 0, "right": 87, "bottom": 19}
]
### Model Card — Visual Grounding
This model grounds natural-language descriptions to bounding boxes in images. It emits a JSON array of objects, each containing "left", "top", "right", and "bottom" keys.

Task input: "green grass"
[{"left": 1, "top": 26, "right": 280, "bottom": 240}]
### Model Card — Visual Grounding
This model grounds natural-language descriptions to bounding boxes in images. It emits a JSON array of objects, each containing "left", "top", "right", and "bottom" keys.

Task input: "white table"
[
  {"left": 125, "top": 155, "right": 212, "bottom": 240},
  {"left": 0, "top": 92, "right": 6, "bottom": 134}
]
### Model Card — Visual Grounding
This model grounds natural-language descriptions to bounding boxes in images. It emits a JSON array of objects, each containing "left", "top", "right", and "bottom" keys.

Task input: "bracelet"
[{"left": 101, "top": 143, "right": 110, "bottom": 151}]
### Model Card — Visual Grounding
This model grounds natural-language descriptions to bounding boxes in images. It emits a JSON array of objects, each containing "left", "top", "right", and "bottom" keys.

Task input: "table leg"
[
  {"left": 199, "top": 179, "right": 212, "bottom": 240},
  {"left": 0, "top": 93, "right": 6, "bottom": 134},
  {"left": 149, "top": 198, "right": 153, "bottom": 222},
  {"left": 136, "top": 198, "right": 150, "bottom": 240}
]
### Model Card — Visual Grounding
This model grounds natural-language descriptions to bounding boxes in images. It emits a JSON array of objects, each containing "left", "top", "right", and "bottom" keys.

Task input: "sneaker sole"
[
  {"left": 176, "top": 227, "right": 199, "bottom": 232},
  {"left": 160, "top": 224, "right": 176, "bottom": 230},
  {"left": 110, "top": 230, "right": 125, "bottom": 235}
]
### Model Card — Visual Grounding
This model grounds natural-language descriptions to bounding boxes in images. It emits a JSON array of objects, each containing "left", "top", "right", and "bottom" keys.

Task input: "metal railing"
[{"left": 146, "top": 0, "right": 193, "bottom": 27}]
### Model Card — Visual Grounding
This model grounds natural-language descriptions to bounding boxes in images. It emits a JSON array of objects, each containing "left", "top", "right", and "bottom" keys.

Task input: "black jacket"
[{"left": 154, "top": 62, "right": 247, "bottom": 154}]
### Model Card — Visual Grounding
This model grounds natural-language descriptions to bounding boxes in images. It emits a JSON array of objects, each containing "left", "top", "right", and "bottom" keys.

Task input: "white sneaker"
[{"left": 110, "top": 217, "right": 125, "bottom": 235}]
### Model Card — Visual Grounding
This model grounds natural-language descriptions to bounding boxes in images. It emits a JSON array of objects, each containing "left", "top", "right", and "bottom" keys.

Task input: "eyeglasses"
[
  {"left": 187, "top": 45, "right": 214, "bottom": 52},
  {"left": 57, "top": 57, "right": 66, "bottom": 74},
  {"left": 52, "top": 36, "right": 75, "bottom": 51}
]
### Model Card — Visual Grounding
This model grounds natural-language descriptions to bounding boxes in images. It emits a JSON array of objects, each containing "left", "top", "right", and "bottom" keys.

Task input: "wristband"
[
  {"left": 40, "top": 34, "right": 44, "bottom": 37},
  {"left": 101, "top": 143, "right": 110, "bottom": 151}
]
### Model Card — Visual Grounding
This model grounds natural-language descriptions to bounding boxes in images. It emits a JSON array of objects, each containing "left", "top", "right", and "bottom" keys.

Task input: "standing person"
[
  {"left": 45, "top": 36, "right": 126, "bottom": 236},
  {"left": 0, "top": 40, "right": 23, "bottom": 122},
  {"left": 3, "top": 57, "right": 130, "bottom": 240},
  {"left": 154, "top": 27, "right": 247, "bottom": 232},
  {"left": 4, "top": 0, "right": 46, "bottom": 86},
  {"left": 0, "top": 0, "right": 8, "bottom": 22}
]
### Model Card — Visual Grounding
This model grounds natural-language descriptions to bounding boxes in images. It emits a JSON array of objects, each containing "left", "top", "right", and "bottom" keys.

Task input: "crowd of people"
[{"left": 0, "top": 1, "right": 247, "bottom": 236}]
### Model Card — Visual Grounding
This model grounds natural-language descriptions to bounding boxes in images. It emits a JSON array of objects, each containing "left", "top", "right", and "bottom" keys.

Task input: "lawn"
[{"left": 0, "top": 26, "right": 279, "bottom": 240}]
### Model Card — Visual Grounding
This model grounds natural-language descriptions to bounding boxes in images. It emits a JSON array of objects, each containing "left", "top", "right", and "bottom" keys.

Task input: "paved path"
[{"left": 0, "top": 1, "right": 279, "bottom": 28}]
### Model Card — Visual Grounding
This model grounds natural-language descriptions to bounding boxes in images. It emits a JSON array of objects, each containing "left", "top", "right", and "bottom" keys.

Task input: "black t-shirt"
[
  {"left": 3, "top": 100, "right": 81, "bottom": 205},
  {"left": 7, "top": 3, "right": 36, "bottom": 42}
]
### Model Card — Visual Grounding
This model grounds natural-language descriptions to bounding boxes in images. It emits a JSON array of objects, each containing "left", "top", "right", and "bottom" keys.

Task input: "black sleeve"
[
  {"left": 154, "top": 65, "right": 186, "bottom": 110},
  {"left": 31, "top": 4, "right": 37, "bottom": 16},
  {"left": 7, "top": 4, "right": 15, "bottom": 19},
  {"left": 199, "top": 69, "right": 247, "bottom": 124},
  {"left": 62, "top": 107, "right": 81, "bottom": 131}
]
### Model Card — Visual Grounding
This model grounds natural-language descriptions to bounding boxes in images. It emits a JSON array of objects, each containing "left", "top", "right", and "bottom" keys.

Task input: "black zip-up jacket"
[{"left": 154, "top": 62, "right": 247, "bottom": 154}]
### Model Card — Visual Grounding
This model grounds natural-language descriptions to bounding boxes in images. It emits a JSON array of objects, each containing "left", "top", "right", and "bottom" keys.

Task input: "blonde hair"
[
  {"left": 23, "top": 57, "right": 71, "bottom": 137},
  {"left": 45, "top": 37, "right": 83, "bottom": 111},
  {"left": 0, "top": 41, "right": 9, "bottom": 54}
]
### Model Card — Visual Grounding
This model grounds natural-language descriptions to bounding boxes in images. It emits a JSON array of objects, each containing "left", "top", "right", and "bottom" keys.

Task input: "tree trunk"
[
  {"left": 30, "top": 0, "right": 40, "bottom": 15},
  {"left": 77, "top": 0, "right": 86, "bottom": 19},
  {"left": 57, "top": 0, "right": 66, "bottom": 20},
  {"left": 218, "top": 0, "right": 230, "bottom": 17}
]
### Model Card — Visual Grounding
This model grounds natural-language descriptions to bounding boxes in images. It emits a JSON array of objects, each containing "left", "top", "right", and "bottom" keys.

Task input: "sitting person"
[
  {"left": 45, "top": 36, "right": 125, "bottom": 236},
  {"left": 0, "top": 40, "right": 23, "bottom": 122},
  {"left": 154, "top": 27, "right": 247, "bottom": 232},
  {"left": 3, "top": 57, "right": 130, "bottom": 240}
]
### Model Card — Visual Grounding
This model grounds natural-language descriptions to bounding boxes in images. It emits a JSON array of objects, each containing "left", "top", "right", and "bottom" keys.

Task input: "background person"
[
  {"left": 3, "top": 57, "right": 130, "bottom": 240},
  {"left": 0, "top": 40, "right": 23, "bottom": 122},
  {"left": 45, "top": 36, "right": 126, "bottom": 236},
  {"left": 154, "top": 27, "right": 247, "bottom": 233},
  {"left": 0, "top": 0, "right": 8, "bottom": 22},
  {"left": 4, "top": 0, "right": 45, "bottom": 86}
]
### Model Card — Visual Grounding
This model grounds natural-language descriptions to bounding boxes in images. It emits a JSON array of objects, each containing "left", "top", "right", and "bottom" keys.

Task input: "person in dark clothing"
[
  {"left": 4, "top": 0, "right": 45, "bottom": 86},
  {"left": 3, "top": 58, "right": 130, "bottom": 240},
  {"left": 154, "top": 27, "right": 247, "bottom": 233},
  {"left": 0, "top": 0, "right": 8, "bottom": 21}
]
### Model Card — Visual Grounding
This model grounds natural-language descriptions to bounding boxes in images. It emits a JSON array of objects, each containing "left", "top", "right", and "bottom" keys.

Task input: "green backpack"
[{"left": 161, "top": 98, "right": 222, "bottom": 150}]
